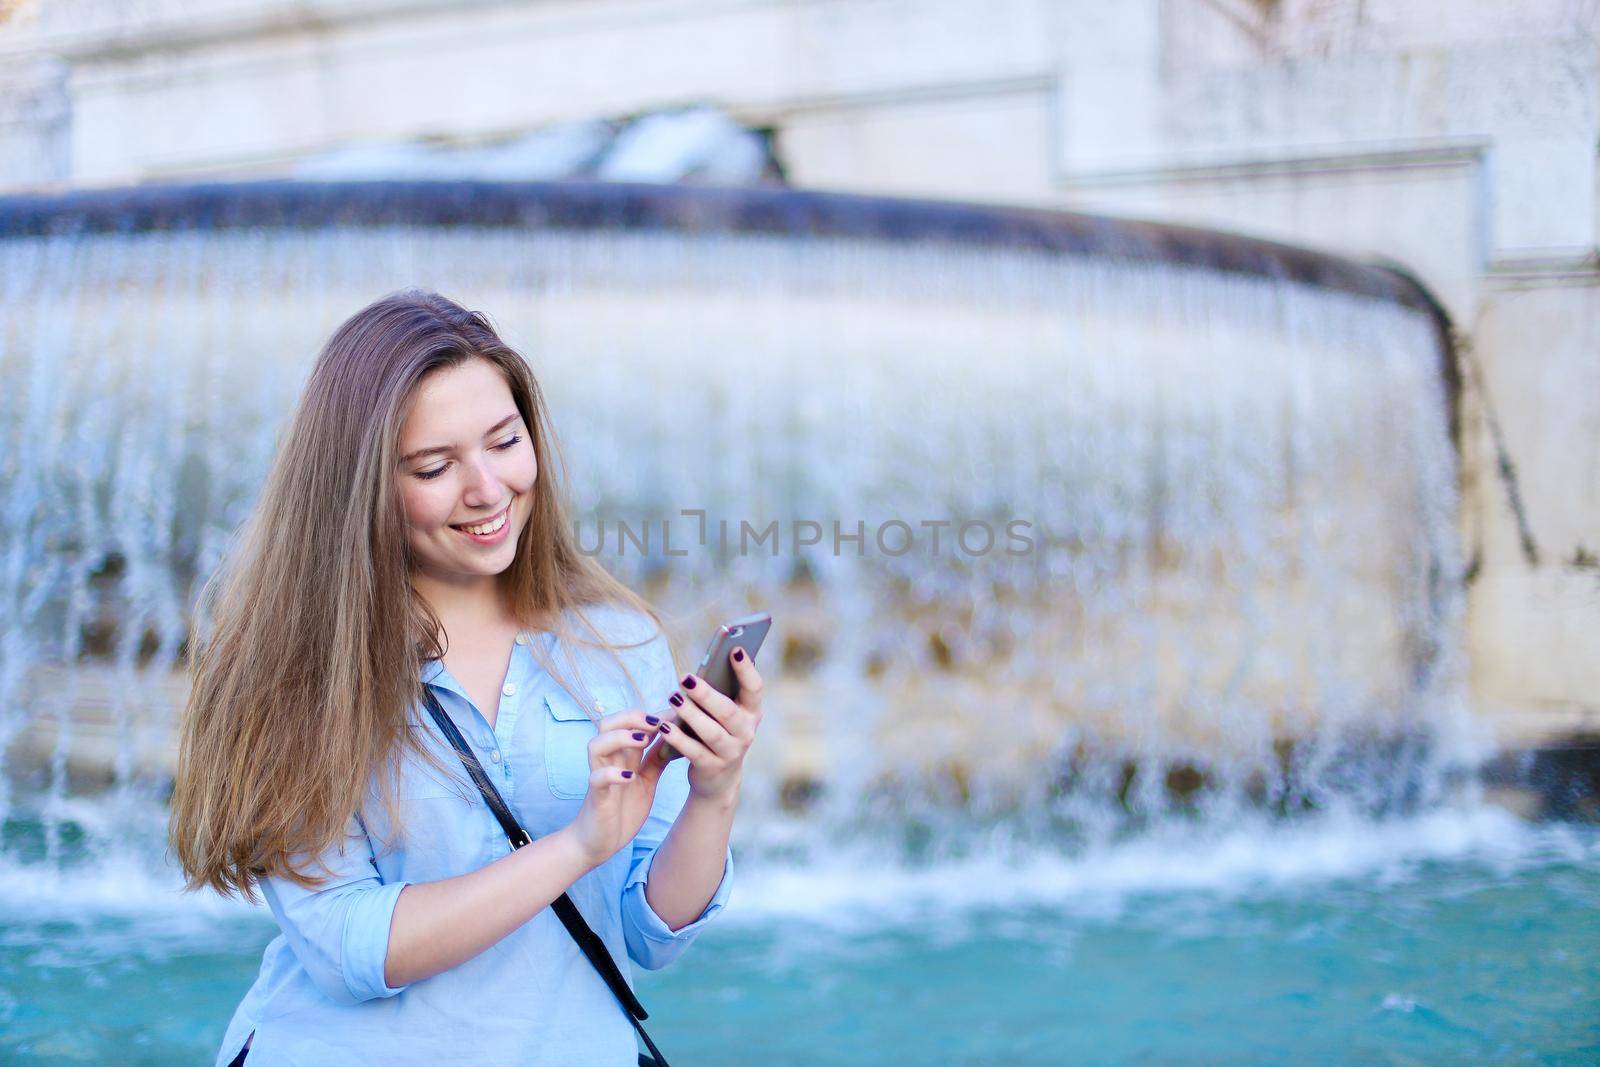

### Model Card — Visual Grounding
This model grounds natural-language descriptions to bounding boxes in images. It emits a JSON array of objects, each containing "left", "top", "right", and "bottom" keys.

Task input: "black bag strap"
[{"left": 420, "top": 688, "right": 670, "bottom": 1067}]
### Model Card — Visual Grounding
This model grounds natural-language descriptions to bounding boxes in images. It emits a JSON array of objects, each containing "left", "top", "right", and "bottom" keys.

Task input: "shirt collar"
[{"left": 417, "top": 626, "right": 562, "bottom": 695}]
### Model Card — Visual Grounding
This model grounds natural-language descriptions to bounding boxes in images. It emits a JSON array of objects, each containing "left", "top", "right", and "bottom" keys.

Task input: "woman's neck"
[{"left": 413, "top": 573, "right": 516, "bottom": 647}]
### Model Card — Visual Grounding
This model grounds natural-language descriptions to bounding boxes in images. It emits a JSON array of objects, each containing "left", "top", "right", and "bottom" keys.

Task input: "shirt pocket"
[{"left": 543, "top": 683, "right": 635, "bottom": 800}]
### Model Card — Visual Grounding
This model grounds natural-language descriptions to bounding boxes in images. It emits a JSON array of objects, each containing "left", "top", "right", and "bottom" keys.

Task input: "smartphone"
[
  {"left": 666, "top": 612, "right": 771, "bottom": 752},
  {"left": 695, "top": 611, "right": 772, "bottom": 701}
]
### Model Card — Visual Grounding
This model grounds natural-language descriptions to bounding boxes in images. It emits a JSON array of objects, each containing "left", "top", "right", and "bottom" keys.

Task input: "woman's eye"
[{"left": 412, "top": 436, "right": 518, "bottom": 480}]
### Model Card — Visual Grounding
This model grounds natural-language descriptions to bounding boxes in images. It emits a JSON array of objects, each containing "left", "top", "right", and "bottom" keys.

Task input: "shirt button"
[
  {"left": 502, "top": 682, "right": 516, "bottom": 696},
  {"left": 515, "top": 634, "right": 529, "bottom": 645},
  {"left": 594, "top": 699, "right": 606, "bottom": 713},
  {"left": 490, "top": 749, "right": 502, "bottom": 764}
]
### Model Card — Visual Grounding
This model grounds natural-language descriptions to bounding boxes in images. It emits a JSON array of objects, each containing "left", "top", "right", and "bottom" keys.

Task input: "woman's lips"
[{"left": 451, "top": 504, "right": 511, "bottom": 545}]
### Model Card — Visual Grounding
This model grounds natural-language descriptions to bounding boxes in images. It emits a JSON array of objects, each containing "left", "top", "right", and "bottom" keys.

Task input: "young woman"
[{"left": 169, "top": 290, "right": 758, "bottom": 1066}]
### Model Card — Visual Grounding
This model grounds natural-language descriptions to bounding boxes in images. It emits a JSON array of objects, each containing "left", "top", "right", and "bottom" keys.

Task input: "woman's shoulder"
[
  {"left": 565, "top": 600, "right": 664, "bottom": 648},
  {"left": 562, "top": 601, "right": 677, "bottom": 701}
]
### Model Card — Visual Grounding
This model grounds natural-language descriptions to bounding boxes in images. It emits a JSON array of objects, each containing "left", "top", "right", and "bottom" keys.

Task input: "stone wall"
[{"left": 0, "top": 0, "right": 1594, "bottom": 743}]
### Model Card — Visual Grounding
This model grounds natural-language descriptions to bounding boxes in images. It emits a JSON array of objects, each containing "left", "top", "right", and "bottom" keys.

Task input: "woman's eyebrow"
[{"left": 401, "top": 412, "right": 521, "bottom": 463}]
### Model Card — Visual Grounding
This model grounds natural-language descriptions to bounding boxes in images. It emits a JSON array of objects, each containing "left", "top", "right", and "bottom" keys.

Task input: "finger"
[
  {"left": 596, "top": 711, "right": 665, "bottom": 772},
  {"left": 654, "top": 720, "right": 719, "bottom": 766},
  {"left": 638, "top": 737, "right": 674, "bottom": 780},
  {"left": 669, "top": 688, "right": 738, "bottom": 755},
  {"left": 589, "top": 765, "right": 637, "bottom": 790},
  {"left": 677, "top": 674, "right": 751, "bottom": 741},
  {"left": 597, "top": 708, "right": 665, "bottom": 734},
  {"left": 646, "top": 734, "right": 687, "bottom": 766},
  {"left": 588, "top": 727, "right": 656, "bottom": 766},
  {"left": 727, "top": 648, "right": 765, "bottom": 714}
]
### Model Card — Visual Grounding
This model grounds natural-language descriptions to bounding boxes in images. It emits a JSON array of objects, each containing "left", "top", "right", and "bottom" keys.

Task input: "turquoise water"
[{"left": 2, "top": 808, "right": 1596, "bottom": 1065}]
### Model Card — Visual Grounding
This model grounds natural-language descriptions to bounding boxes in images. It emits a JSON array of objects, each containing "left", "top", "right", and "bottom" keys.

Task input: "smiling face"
[{"left": 396, "top": 357, "right": 538, "bottom": 592}]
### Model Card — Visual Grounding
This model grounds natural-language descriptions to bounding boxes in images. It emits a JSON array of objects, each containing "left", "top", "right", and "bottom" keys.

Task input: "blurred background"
[{"left": 0, "top": 1, "right": 1596, "bottom": 1063}]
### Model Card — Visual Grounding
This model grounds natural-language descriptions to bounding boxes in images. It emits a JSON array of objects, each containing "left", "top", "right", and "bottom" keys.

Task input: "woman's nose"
[{"left": 459, "top": 453, "right": 505, "bottom": 507}]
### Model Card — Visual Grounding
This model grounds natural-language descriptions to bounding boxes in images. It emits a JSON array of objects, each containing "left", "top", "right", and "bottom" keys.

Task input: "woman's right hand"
[{"left": 564, "top": 709, "right": 668, "bottom": 867}]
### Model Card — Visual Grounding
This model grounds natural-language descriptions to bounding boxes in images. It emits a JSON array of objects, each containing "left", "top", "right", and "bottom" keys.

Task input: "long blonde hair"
[{"left": 170, "top": 289, "right": 666, "bottom": 898}]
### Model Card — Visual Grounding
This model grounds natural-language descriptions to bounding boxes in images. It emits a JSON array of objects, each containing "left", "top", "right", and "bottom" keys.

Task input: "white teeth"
[{"left": 458, "top": 511, "right": 507, "bottom": 536}]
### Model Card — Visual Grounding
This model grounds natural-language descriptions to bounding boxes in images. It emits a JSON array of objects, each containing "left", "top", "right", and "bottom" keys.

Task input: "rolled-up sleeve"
[
  {"left": 619, "top": 627, "right": 734, "bottom": 970},
  {"left": 620, "top": 757, "right": 734, "bottom": 970},
  {"left": 258, "top": 813, "right": 412, "bottom": 1004}
]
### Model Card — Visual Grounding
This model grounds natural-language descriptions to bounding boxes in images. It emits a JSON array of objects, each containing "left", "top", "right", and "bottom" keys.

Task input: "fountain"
[{"left": 0, "top": 177, "right": 1473, "bottom": 871}]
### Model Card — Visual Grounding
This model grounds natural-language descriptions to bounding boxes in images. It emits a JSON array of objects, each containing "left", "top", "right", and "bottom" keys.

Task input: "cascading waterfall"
[{"left": 0, "top": 182, "right": 1479, "bottom": 911}]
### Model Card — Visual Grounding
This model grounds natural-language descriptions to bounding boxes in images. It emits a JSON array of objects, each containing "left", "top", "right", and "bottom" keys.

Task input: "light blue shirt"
[{"left": 215, "top": 605, "right": 733, "bottom": 1066}]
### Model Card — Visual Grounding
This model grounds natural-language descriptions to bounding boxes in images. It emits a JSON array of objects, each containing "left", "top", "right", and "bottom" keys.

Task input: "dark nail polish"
[
  {"left": 682, "top": 675, "right": 697, "bottom": 689},
  {"left": 669, "top": 692, "right": 684, "bottom": 707},
  {"left": 659, "top": 721, "right": 673, "bottom": 733},
  {"left": 646, "top": 715, "right": 660, "bottom": 725},
  {"left": 621, "top": 770, "right": 634, "bottom": 779},
  {"left": 733, "top": 648, "right": 745, "bottom": 662},
  {"left": 632, "top": 731, "right": 645, "bottom": 741}
]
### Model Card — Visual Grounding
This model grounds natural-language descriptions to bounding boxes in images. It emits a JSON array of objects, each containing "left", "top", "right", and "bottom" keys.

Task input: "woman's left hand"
[{"left": 654, "top": 647, "right": 763, "bottom": 802}]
